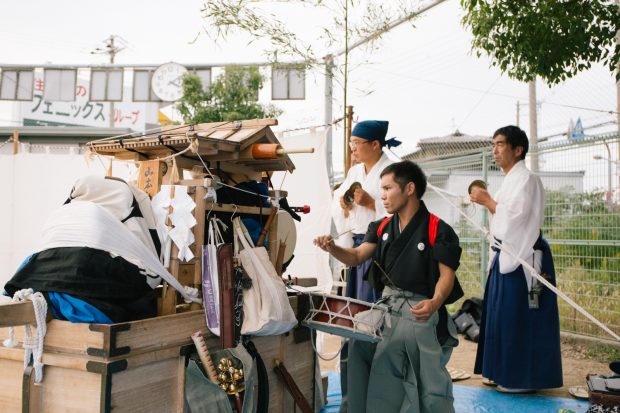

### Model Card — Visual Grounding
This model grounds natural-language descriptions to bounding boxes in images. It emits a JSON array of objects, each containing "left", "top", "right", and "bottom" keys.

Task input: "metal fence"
[{"left": 414, "top": 132, "right": 620, "bottom": 341}]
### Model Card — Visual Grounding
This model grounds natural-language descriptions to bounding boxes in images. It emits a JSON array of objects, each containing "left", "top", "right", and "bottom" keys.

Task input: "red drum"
[{"left": 302, "top": 293, "right": 388, "bottom": 343}]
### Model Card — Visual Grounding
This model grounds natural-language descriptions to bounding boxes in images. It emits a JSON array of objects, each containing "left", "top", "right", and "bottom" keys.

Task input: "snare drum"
[{"left": 302, "top": 293, "right": 388, "bottom": 342}]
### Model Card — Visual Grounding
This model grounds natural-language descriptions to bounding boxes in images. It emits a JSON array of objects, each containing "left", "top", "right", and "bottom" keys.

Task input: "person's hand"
[
  {"left": 313, "top": 235, "right": 335, "bottom": 253},
  {"left": 353, "top": 187, "right": 375, "bottom": 210},
  {"left": 469, "top": 186, "right": 491, "bottom": 207},
  {"left": 410, "top": 299, "right": 436, "bottom": 321}
]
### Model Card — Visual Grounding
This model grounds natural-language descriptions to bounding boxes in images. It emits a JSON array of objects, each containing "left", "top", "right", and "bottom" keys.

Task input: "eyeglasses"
[{"left": 349, "top": 140, "right": 370, "bottom": 150}]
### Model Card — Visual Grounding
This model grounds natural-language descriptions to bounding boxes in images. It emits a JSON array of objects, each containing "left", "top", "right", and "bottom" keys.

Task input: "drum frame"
[{"left": 302, "top": 293, "right": 388, "bottom": 343}]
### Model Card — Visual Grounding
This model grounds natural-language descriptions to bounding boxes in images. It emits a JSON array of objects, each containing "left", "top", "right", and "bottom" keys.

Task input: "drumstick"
[
  {"left": 257, "top": 208, "right": 278, "bottom": 247},
  {"left": 332, "top": 229, "right": 353, "bottom": 240},
  {"left": 191, "top": 331, "right": 218, "bottom": 383}
]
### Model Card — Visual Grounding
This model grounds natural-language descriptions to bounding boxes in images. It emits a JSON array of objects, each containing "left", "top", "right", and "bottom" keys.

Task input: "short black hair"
[
  {"left": 380, "top": 160, "right": 427, "bottom": 199},
  {"left": 493, "top": 125, "right": 528, "bottom": 160}
]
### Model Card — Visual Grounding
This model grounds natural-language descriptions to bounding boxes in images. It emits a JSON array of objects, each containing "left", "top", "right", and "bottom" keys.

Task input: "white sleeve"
[
  {"left": 494, "top": 174, "right": 545, "bottom": 273},
  {"left": 331, "top": 172, "right": 352, "bottom": 234}
]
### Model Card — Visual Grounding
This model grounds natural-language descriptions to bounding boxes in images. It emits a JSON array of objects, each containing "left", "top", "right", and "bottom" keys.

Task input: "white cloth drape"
[{"left": 272, "top": 129, "right": 333, "bottom": 292}]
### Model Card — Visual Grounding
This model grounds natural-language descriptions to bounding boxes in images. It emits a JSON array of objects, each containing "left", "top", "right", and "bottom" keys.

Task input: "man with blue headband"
[{"left": 330, "top": 120, "right": 401, "bottom": 412}]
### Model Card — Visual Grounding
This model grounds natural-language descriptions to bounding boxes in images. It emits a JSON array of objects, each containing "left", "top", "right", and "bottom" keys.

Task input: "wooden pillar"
[
  {"left": 12, "top": 130, "right": 19, "bottom": 155},
  {"left": 344, "top": 106, "right": 354, "bottom": 175}
]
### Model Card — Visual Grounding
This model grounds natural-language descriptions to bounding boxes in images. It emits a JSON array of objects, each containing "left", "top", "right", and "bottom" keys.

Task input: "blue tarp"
[{"left": 320, "top": 371, "right": 591, "bottom": 413}]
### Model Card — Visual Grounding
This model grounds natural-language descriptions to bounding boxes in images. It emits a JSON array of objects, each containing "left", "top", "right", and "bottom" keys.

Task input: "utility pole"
[
  {"left": 616, "top": 0, "right": 619, "bottom": 200},
  {"left": 91, "top": 35, "right": 126, "bottom": 128},
  {"left": 528, "top": 79, "right": 539, "bottom": 172},
  {"left": 516, "top": 101, "right": 520, "bottom": 127},
  {"left": 324, "top": 55, "right": 334, "bottom": 185}
]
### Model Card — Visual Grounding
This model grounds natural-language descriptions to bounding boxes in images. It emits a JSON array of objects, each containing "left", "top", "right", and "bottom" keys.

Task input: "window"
[
  {"left": 90, "top": 69, "right": 124, "bottom": 101},
  {"left": 271, "top": 67, "right": 305, "bottom": 100},
  {"left": 133, "top": 69, "right": 161, "bottom": 102},
  {"left": 44, "top": 69, "right": 77, "bottom": 101},
  {"left": 0, "top": 69, "right": 34, "bottom": 101},
  {"left": 190, "top": 68, "right": 211, "bottom": 92}
]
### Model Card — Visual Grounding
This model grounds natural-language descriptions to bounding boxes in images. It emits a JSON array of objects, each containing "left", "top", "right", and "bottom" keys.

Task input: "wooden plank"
[
  {"left": 0, "top": 320, "right": 104, "bottom": 356},
  {"left": 34, "top": 366, "right": 102, "bottom": 413},
  {"left": 0, "top": 358, "right": 23, "bottom": 411},
  {"left": 193, "top": 186, "right": 207, "bottom": 288},
  {"left": 0, "top": 301, "right": 36, "bottom": 327},
  {"left": 137, "top": 160, "right": 164, "bottom": 198},
  {"left": 208, "top": 203, "right": 274, "bottom": 216},
  {"left": 111, "top": 358, "right": 180, "bottom": 413},
  {"left": 268, "top": 211, "right": 279, "bottom": 265},
  {"left": 113, "top": 310, "right": 207, "bottom": 356}
]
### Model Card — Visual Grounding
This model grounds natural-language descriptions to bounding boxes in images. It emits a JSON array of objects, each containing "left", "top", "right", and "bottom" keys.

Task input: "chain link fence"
[{"left": 408, "top": 132, "right": 620, "bottom": 341}]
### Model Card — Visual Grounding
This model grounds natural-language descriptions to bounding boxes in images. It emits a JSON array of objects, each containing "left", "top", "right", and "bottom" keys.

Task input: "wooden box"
[
  {"left": 0, "top": 310, "right": 206, "bottom": 413},
  {"left": 0, "top": 297, "right": 319, "bottom": 413}
]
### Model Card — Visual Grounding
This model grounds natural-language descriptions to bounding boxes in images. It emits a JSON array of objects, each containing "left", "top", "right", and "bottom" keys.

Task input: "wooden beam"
[
  {"left": 12, "top": 130, "right": 19, "bottom": 155},
  {"left": 0, "top": 301, "right": 36, "bottom": 327}
]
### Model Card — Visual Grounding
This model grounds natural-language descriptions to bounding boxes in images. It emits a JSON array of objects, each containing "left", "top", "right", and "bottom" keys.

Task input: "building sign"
[{"left": 21, "top": 71, "right": 147, "bottom": 130}]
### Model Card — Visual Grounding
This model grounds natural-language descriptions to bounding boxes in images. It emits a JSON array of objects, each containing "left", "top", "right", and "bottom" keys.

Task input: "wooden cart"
[{"left": 0, "top": 119, "right": 320, "bottom": 412}]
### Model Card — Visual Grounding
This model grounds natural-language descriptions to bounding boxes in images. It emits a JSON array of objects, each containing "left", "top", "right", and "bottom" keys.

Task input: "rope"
[
  {"left": 2, "top": 289, "right": 48, "bottom": 382},
  {"left": 426, "top": 181, "right": 620, "bottom": 343},
  {"left": 194, "top": 151, "right": 273, "bottom": 201},
  {"left": 0, "top": 137, "right": 14, "bottom": 150},
  {"left": 276, "top": 117, "right": 344, "bottom": 135},
  {"left": 384, "top": 147, "right": 620, "bottom": 342},
  {"left": 310, "top": 328, "right": 345, "bottom": 361}
]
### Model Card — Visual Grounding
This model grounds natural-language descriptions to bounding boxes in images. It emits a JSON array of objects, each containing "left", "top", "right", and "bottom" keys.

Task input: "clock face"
[{"left": 151, "top": 62, "right": 188, "bottom": 102}]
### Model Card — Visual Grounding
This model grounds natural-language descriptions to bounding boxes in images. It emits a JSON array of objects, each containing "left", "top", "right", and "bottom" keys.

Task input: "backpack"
[
  {"left": 376, "top": 213, "right": 440, "bottom": 246},
  {"left": 375, "top": 213, "right": 463, "bottom": 304}
]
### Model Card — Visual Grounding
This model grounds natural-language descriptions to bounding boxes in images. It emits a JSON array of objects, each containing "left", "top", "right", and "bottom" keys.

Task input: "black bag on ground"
[{"left": 452, "top": 297, "right": 483, "bottom": 342}]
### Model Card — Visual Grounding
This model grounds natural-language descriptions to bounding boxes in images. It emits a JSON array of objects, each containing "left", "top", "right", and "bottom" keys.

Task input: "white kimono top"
[
  {"left": 331, "top": 152, "right": 394, "bottom": 243},
  {"left": 489, "top": 160, "right": 545, "bottom": 287}
]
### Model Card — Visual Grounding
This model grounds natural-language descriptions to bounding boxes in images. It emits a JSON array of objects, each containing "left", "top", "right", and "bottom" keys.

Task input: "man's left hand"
[
  {"left": 411, "top": 299, "right": 436, "bottom": 321},
  {"left": 353, "top": 187, "right": 375, "bottom": 211}
]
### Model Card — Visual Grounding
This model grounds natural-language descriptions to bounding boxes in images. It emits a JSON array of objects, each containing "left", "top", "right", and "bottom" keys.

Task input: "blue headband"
[{"left": 352, "top": 120, "right": 401, "bottom": 148}]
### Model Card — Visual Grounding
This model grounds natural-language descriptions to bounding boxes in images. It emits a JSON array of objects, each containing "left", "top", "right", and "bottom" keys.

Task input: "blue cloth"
[
  {"left": 321, "top": 372, "right": 589, "bottom": 413},
  {"left": 15, "top": 254, "right": 34, "bottom": 273},
  {"left": 352, "top": 120, "right": 401, "bottom": 148},
  {"left": 345, "top": 234, "right": 379, "bottom": 303},
  {"left": 474, "top": 237, "right": 563, "bottom": 389},
  {"left": 48, "top": 292, "right": 113, "bottom": 324}
]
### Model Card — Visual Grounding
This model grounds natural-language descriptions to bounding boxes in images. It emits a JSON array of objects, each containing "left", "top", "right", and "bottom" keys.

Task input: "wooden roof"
[{"left": 86, "top": 118, "right": 295, "bottom": 172}]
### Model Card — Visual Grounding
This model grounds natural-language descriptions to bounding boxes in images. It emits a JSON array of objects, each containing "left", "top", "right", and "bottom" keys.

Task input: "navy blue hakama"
[
  {"left": 345, "top": 234, "right": 380, "bottom": 303},
  {"left": 474, "top": 239, "right": 563, "bottom": 389}
]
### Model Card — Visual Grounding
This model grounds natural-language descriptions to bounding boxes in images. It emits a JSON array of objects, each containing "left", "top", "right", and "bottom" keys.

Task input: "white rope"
[
  {"left": 384, "top": 146, "right": 620, "bottom": 342},
  {"left": 195, "top": 151, "right": 274, "bottom": 201},
  {"left": 426, "top": 181, "right": 620, "bottom": 342},
  {"left": 2, "top": 289, "right": 48, "bottom": 382},
  {"left": 0, "top": 137, "right": 13, "bottom": 150},
  {"left": 310, "top": 328, "right": 344, "bottom": 361}
]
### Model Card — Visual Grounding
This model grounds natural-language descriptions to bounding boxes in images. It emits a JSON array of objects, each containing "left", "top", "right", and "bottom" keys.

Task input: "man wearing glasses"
[
  {"left": 330, "top": 120, "right": 400, "bottom": 412},
  {"left": 331, "top": 120, "right": 401, "bottom": 302}
]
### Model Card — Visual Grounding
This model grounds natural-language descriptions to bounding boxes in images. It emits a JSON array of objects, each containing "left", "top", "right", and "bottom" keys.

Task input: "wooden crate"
[
  {"left": 0, "top": 310, "right": 207, "bottom": 413},
  {"left": 0, "top": 298, "right": 318, "bottom": 413}
]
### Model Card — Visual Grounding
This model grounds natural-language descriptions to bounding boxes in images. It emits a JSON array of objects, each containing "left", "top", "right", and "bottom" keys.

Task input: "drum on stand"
[{"left": 302, "top": 293, "right": 388, "bottom": 343}]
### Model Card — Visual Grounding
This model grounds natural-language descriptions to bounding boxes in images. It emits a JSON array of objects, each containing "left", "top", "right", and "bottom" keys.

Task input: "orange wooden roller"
[{"left": 248, "top": 143, "right": 314, "bottom": 160}]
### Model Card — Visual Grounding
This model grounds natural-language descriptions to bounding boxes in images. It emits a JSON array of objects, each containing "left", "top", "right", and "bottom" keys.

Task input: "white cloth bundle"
[{"left": 39, "top": 201, "right": 197, "bottom": 302}]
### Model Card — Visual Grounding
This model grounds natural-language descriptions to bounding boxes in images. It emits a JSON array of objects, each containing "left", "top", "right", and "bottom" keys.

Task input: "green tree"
[
  {"left": 200, "top": 1, "right": 425, "bottom": 125},
  {"left": 544, "top": 189, "right": 620, "bottom": 273},
  {"left": 460, "top": 0, "right": 620, "bottom": 84},
  {"left": 177, "top": 65, "right": 282, "bottom": 123}
]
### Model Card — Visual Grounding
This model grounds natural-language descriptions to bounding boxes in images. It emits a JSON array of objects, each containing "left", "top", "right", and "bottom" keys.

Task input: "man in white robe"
[
  {"left": 330, "top": 120, "right": 400, "bottom": 413},
  {"left": 470, "top": 125, "right": 562, "bottom": 392}
]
